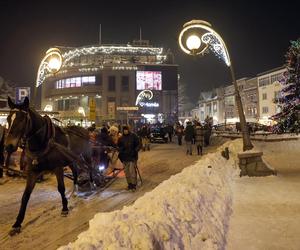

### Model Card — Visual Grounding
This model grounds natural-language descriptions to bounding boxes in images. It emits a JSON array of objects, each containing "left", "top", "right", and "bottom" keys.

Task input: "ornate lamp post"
[
  {"left": 33, "top": 48, "right": 63, "bottom": 107},
  {"left": 179, "top": 20, "right": 253, "bottom": 151}
]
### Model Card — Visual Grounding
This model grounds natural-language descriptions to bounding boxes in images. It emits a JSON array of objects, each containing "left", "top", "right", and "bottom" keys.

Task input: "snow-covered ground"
[
  {"left": 227, "top": 139, "right": 300, "bottom": 250},
  {"left": 60, "top": 137, "right": 300, "bottom": 250},
  {"left": 1, "top": 137, "right": 299, "bottom": 250},
  {"left": 59, "top": 140, "right": 239, "bottom": 250},
  {"left": 0, "top": 139, "right": 225, "bottom": 250}
]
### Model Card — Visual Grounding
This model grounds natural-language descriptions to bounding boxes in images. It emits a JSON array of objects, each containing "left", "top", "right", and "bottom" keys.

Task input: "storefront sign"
[
  {"left": 116, "top": 106, "right": 139, "bottom": 111},
  {"left": 89, "top": 97, "right": 96, "bottom": 121}
]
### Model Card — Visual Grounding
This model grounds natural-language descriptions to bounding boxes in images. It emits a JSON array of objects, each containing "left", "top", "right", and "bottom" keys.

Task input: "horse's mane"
[{"left": 64, "top": 126, "right": 89, "bottom": 140}]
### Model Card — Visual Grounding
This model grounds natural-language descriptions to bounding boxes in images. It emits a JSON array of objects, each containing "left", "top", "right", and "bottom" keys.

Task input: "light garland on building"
[
  {"left": 112, "top": 66, "right": 138, "bottom": 70},
  {"left": 61, "top": 45, "right": 165, "bottom": 65}
]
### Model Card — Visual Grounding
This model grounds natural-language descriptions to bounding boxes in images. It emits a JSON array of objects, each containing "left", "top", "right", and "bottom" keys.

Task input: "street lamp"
[
  {"left": 179, "top": 20, "right": 253, "bottom": 151},
  {"left": 34, "top": 48, "right": 63, "bottom": 107}
]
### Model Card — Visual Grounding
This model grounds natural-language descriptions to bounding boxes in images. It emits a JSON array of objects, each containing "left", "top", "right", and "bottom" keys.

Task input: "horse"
[{"left": 5, "top": 96, "right": 92, "bottom": 235}]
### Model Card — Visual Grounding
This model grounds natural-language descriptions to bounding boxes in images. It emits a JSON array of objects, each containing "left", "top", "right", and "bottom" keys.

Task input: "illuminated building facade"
[{"left": 40, "top": 41, "right": 178, "bottom": 125}]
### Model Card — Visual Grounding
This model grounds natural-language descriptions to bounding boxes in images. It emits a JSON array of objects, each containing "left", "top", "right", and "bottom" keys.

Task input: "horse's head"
[{"left": 5, "top": 96, "right": 30, "bottom": 153}]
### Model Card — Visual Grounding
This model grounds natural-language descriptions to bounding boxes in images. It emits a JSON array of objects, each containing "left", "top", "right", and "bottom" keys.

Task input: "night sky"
[{"left": 0, "top": 0, "right": 299, "bottom": 102}]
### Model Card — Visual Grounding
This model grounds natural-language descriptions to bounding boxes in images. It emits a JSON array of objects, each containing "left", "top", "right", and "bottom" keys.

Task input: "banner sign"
[{"left": 89, "top": 97, "right": 96, "bottom": 121}]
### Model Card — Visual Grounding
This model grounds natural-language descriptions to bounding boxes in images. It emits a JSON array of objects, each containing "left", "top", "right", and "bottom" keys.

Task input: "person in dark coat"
[
  {"left": 167, "top": 124, "right": 174, "bottom": 142},
  {"left": 184, "top": 121, "right": 195, "bottom": 155},
  {"left": 118, "top": 125, "right": 140, "bottom": 190},
  {"left": 194, "top": 122, "right": 205, "bottom": 155},
  {"left": 97, "top": 127, "right": 115, "bottom": 169}
]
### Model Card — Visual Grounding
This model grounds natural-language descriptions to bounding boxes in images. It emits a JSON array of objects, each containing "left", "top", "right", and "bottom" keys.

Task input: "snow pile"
[{"left": 59, "top": 141, "right": 239, "bottom": 250}]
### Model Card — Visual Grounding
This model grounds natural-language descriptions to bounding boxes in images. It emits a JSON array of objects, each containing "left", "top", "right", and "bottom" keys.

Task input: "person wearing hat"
[{"left": 117, "top": 125, "right": 140, "bottom": 191}]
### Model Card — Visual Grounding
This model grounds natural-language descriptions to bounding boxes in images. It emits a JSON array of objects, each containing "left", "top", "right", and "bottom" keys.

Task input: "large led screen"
[{"left": 136, "top": 71, "right": 162, "bottom": 90}]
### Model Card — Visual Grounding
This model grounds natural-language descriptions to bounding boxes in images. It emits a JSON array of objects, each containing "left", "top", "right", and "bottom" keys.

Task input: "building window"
[
  {"left": 55, "top": 76, "right": 96, "bottom": 89},
  {"left": 259, "top": 77, "right": 270, "bottom": 87},
  {"left": 262, "top": 107, "right": 269, "bottom": 114},
  {"left": 274, "top": 91, "right": 281, "bottom": 101},
  {"left": 271, "top": 73, "right": 283, "bottom": 83},
  {"left": 108, "top": 76, "right": 116, "bottom": 91},
  {"left": 121, "top": 76, "right": 129, "bottom": 91},
  {"left": 262, "top": 93, "right": 267, "bottom": 100}
]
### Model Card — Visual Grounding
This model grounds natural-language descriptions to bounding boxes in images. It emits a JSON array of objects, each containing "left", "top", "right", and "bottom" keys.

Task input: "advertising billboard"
[{"left": 136, "top": 71, "right": 162, "bottom": 90}]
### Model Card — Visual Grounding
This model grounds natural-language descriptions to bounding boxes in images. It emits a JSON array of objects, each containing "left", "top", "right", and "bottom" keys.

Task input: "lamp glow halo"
[
  {"left": 36, "top": 48, "right": 62, "bottom": 87},
  {"left": 178, "top": 20, "right": 231, "bottom": 66}
]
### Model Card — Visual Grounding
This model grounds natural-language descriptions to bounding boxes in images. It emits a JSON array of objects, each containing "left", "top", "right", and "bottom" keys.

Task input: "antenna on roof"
[
  {"left": 139, "top": 26, "right": 142, "bottom": 41},
  {"left": 99, "top": 24, "right": 102, "bottom": 45}
]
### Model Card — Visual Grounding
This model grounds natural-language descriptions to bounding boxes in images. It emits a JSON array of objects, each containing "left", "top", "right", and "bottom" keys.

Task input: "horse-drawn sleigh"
[{"left": 2, "top": 96, "right": 123, "bottom": 235}]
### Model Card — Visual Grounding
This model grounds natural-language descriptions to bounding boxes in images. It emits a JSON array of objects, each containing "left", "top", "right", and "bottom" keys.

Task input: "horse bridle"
[{"left": 7, "top": 109, "right": 33, "bottom": 142}]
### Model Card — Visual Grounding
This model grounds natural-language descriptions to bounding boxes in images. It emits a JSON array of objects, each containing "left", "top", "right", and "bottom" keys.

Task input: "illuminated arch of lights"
[
  {"left": 178, "top": 20, "right": 231, "bottom": 66},
  {"left": 135, "top": 90, "right": 154, "bottom": 106},
  {"left": 36, "top": 48, "right": 62, "bottom": 87}
]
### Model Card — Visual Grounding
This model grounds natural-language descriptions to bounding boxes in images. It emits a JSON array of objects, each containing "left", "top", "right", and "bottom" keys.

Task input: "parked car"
[{"left": 149, "top": 127, "right": 168, "bottom": 143}]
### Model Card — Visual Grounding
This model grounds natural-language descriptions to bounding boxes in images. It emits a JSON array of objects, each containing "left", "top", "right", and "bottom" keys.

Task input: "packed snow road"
[{"left": 0, "top": 139, "right": 225, "bottom": 250}]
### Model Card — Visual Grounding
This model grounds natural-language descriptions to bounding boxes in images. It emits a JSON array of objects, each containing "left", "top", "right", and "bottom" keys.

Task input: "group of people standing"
[
  {"left": 88, "top": 124, "right": 140, "bottom": 191},
  {"left": 175, "top": 120, "right": 212, "bottom": 156}
]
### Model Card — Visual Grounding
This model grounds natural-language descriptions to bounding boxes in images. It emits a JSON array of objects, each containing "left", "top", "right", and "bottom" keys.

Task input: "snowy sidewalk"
[{"left": 227, "top": 140, "right": 300, "bottom": 250}]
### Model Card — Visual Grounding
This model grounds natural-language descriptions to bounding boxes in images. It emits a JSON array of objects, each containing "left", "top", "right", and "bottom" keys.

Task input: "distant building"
[
  {"left": 257, "top": 66, "right": 286, "bottom": 125},
  {"left": 40, "top": 40, "right": 178, "bottom": 126},
  {"left": 0, "top": 76, "right": 15, "bottom": 108}
]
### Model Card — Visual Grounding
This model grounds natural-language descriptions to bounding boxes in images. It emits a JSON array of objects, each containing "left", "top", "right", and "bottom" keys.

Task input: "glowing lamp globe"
[
  {"left": 186, "top": 35, "right": 201, "bottom": 50},
  {"left": 48, "top": 57, "right": 62, "bottom": 72}
]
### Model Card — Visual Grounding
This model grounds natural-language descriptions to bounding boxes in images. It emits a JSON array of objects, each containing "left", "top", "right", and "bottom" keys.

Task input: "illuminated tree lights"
[{"left": 272, "top": 39, "right": 300, "bottom": 133}]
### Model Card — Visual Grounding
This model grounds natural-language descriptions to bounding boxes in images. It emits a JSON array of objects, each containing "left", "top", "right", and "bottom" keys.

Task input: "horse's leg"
[
  {"left": 82, "top": 151, "right": 95, "bottom": 190},
  {"left": 69, "top": 163, "right": 78, "bottom": 194},
  {"left": 54, "top": 167, "right": 69, "bottom": 216},
  {"left": 10, "top": 170, "right": 40, "bottom": 235}
]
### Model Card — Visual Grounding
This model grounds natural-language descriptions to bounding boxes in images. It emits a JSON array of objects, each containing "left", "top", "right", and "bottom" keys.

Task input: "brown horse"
[{"left": 5, "top": 96, "right": 92, "bottom": 235}]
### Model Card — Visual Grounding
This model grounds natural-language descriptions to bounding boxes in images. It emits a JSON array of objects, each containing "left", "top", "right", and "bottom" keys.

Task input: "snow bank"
[{"left": 59, "top": 141, "right": 239, "bottom": 250}]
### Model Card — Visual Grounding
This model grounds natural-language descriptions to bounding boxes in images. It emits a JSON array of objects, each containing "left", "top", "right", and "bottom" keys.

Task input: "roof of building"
[{"left": 257, "top": 65, "right": 286, "bottom": 77}]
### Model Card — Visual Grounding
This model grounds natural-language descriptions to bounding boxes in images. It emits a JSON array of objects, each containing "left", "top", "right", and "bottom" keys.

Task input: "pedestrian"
[
  {"left": 167, "top": 124, "right": 174, "bottom": 142},
  {"left": 139, "top": 124, "right": 150, "bottom": 151},
  {"left": 194, "top": 122, "right": 205, "bottom": 155},
  {"left": 184, "top": 121, "right": 195, "bottom": 155},
  {"left": 176, "top": 124, "right": 184, "bottom": 146},
  {"left": 118, "top": 125, "right": 141, "bottom": 191},
  {"left": 97, "top": 127, "right": 115, "bottom": 170}
]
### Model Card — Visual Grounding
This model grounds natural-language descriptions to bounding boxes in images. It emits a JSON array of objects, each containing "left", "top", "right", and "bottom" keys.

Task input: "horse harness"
[{"left": 18, "top": 111, "right": 73, "bottom": 166}]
